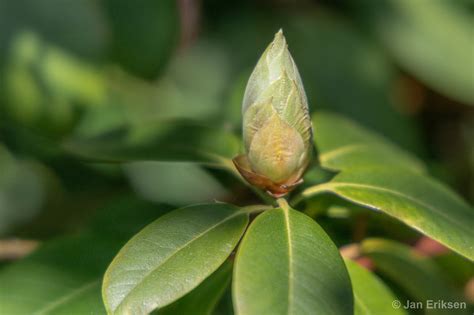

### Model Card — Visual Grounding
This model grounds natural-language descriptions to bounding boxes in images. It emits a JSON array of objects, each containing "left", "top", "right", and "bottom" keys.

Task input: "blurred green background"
[{"left": 0, "top": 0, "right": 473, "bottom": 301}]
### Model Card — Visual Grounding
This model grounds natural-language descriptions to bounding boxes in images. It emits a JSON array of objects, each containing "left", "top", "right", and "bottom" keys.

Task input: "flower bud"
[{"left": 233, "top": 29, "right": 313, "bottom": 198}]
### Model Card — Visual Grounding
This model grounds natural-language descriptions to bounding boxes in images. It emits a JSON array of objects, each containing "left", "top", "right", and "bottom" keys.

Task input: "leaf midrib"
[
  {"left": 304, "top": 182, "right": 473, "bottom": 247},
  {"left": 333, "top": 183, "right": 471, "bottom": 234},
  {"left": 113, "top": 210, "right": 245, "bottom": 312},
  {"left": 34, "top": 280, "right": 99, "bottom": 315},
  {"left": 303, "top": 182, "right": 474, "bottom": 260},
  {"left": 354, "top": 293, "right": 374, "bottom": 315},
  {"left": 283, "top": 208, "right": 294, "bottom": 315}
]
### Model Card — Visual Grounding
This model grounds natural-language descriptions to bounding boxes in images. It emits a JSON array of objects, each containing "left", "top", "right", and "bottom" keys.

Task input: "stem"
[
  {"left": 252, "top": 187, "right": 277, "bottom": 206},
  {"left": 276, "top": 198, "right": 291, "bottom": 211},
  {"left": 290, "top": 183, "right": 330, "bottom": 207},
  {"left": 241, "top": 204, "right": 273, "bottom": 215},
  {"left": 353, "top": 213, "right": 369, "bottom": 242}
]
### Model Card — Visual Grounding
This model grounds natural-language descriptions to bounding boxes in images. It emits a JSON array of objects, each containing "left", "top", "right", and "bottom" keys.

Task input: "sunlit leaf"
[
  {"left": 345, "top": 259, "right": 407, "bottom": 315},
  {"left": 233, "top": 207, "right": 352, "bottom": 315},
  {"left": 301, "top": 167, "right": 474, "bottom": 261},
  {"left": 157, "top": 261, "right": 232, "bottom": 315},
  {"left": 102, "top": 203, "right": 249, "bottom": 315},
  {"left": 313, "top": 112, "right": 425, "bottom": 173}
]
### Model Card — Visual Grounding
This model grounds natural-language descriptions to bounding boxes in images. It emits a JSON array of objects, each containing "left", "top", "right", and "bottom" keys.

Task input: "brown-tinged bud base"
[{"left": 232, "top": 154, "right": 304, "bottom": 198}]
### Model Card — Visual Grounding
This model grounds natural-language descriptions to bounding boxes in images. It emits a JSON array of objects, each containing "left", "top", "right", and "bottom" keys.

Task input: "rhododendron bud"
[{"left": 233, "top": 29, "right": 313, "bottom": 198}]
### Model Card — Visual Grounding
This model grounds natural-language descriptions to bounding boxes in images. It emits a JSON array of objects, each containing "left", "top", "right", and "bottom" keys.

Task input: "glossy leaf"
[
  {"left": 102, "top": 203, "right": 249, "bottom": 315},
  {"left": 157, "top": 261, "right": 232, "bottom": 315},
  {"left": 356, "top": 0, "right": 474, "bottom": 105},
  {"left": 313, "top": 112, "right": 425, "bottom": 173},
  {"left": 344, "top": 259, "right": 406, "bottom": 315},
  {"left": 233, "top": 207, "right": 353, "bottom": 315},
  {"left": 361, "top": 239, "right": 466, "bottom": 315},
  {"left": 0, "top": 198, "right": 168, "bottom": 314},
  {"left": 63, "top": 120, "right": 240, "bottom": 165},
  {"left": 301, "top": 167, "right": 474, "bottom": 260}
]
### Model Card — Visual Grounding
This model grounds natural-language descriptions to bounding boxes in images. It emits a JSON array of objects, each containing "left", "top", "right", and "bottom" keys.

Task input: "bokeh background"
[{"left": 0, "top": 0, "right": 473, "bottom": 299}]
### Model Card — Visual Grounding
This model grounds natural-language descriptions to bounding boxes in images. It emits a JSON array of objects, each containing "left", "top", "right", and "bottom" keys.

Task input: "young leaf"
[
  {"left": 313, "top": 112, "right": 425, "bottom": 173},
  {"left": 301, "top": 167, "right": 474, "bottom": 261},
  {"left": 361, "top": 239, "right": 467, "bottom": 315},
  {"left": 63, "top": 120, "right": 240, "bottom": 166},
  {"left": 344, "top": 259, "right": 407, "bottom": 315},
  {"left": 157, "top": 260, "right": 232, "bottom": 315},
  {"left": 233, "top": 207, "right": 353, "bottom": 315},
  {"left": 102, "top": 203, "right": 249, "bottom": 315}
]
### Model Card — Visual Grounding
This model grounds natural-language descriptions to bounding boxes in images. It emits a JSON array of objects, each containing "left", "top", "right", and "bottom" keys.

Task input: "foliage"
[{"left": 0, "top": 1, "right": 472, "bottom": 315}]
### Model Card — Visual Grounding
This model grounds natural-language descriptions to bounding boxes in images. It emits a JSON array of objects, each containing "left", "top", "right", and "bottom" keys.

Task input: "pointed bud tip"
[
  {"left": 275, "top": 29, "right": 285, "bottom": 40},
  {"left": 271, "top": 29, "right": 287, "bottom": 52}
]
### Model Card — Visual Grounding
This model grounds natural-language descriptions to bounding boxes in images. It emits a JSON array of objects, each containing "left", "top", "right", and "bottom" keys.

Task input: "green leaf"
[
  {"left": 63, "top": 120, "right": 240, "bottom": 165},
  {"left": 102, "top": 203, "right": 249, "bottom": 315},
  {"left": 361, "top": 239, "right": 467, "bottom": 315},
  {"left": 0, "top": 197, "right": 169, "bottom": 314},
  {"left": 313, "top": 112, "right": 425, "bottom": 173},
  {"left": 433, "top": 252, "right": 474, "bottom": 287},
  {"left": 301, "top": 167, "right": 474, "bottom": 261},
  {"left": 124, "top": 162, "right": 228, "bottom": 206},
  {"left": 355, "top": 0, "right": 474, "bottom": 105},
  {"left": 344, "top": 259, "right": 407, "bottom": 315},
  {"left": 157, "top": 260, "right": 232, "bottom": 315},
  {"left": 233, "top": 207, "right": 353, "bottom": 315},
  {"left": 33, "top": 281, "right": 105, "bottom": 315},
  {"left": 0, "top": 237, "right": 107, "bottom": 315}
]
